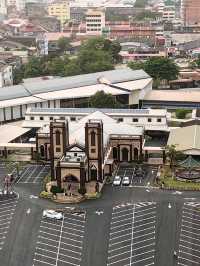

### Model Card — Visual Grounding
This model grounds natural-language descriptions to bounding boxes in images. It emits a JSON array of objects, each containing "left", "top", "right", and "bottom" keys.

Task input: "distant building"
[
  {"left": 0, "top": 63, "right": 13, "bottom": 88},
  {"left": 162, "top": 7, "right": 175, "bottom": 22},
  {"left": 0, "top": 0, "right": 7, "bottom": 16},
  {"left": 86, "top": 8, "right": 105, "bottom": 35},
  {"left": 182, "top": 0, "right": 200, "bottom": 26},
  {"left": 36, "top": 32, "right": 71, "bottom": 55},
  {"left": 16, "top": 0, "right": 26, "bottom": 11},
  {"left": 48, "top": 1, "right": 70, "bottom": 28}
]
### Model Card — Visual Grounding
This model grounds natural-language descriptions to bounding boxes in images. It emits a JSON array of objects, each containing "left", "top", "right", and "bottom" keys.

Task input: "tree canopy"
[
  {"left": 57, "top": 37, "right": 71, "bottom": 53},
  {"left": 128, "top": 57, "right": 179, "bottom": 82},
  {"left": 13, "top": 37, "right": 120, "bottom": 84},
  {"left": 89, "top": 91, "right": 122, "bottom": 108}
]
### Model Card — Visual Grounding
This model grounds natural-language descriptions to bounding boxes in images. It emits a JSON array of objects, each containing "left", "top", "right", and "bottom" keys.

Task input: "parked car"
[
  {"left": 122, "top": 176, "right": 130, "bottom": 186},
  {"left": 43, "top": 209, "right": 63, "bottom": 220},
  {"left": 113, "top": 176, "right": 122, "bottom": 186}
]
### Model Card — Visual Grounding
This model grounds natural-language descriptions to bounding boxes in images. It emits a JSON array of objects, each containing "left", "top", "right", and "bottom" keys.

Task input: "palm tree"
[{"left": 165, "top": 144, "right": 179, "bottom": 169}]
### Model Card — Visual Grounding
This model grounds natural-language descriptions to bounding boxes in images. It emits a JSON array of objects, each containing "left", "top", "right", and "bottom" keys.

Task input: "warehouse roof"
[
  {"left": 0, "top": 124, "right": 30, "bottom": 143},
  {"left": 0, "top": 68, "right": 150, "bottom": 102},
  {"left": 167, "top": 125, "right": 200, "bottom": 151}
]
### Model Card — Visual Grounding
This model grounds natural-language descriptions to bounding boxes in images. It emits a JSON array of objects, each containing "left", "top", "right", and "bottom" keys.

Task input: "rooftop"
[
  {"left": 0, "top": 68, "right": 150, "bottom": 103},
  {"left": 143, "top": 89, "right": 200, "bottom": 103},
  {"left": 26, "top": 107, "right": 167, "bottom": 116},
  {"left": 167, "top": 125, "right": 200, "bottom": 153}
]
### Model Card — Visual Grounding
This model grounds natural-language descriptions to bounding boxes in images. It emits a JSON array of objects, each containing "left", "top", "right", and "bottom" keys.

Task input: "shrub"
[
  {"left": 175, "top": 109, "right": 191, "bottom": 119},
  {"left": 40, "top": 191, "right": 52, "bottom": 199},
  {"left": 50, "top": 186, "right": 64, "bottom": 195}
]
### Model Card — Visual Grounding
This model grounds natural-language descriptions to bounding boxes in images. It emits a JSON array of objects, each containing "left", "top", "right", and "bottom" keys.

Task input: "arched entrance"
[
  {"left": 121, "top": 147, "right": 129, "bottom": 161},
  {"left": 90, "top": 165, "right": 97, "bottom": 180},
  {"left": 134, "top": 147, "right": 139, "bottom": 161},
  {"left": 113, "top": 147, "right": 118, "bottom": 160},
  {"left": 40, "top": 145, "right": 45, "bottom": 158},
  {"left": 63, "top": 174, "right": 79, "bottom": 183}
]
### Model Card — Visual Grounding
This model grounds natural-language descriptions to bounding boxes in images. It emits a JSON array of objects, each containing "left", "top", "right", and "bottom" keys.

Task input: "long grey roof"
[{"left": 0, "top": 68, "right": 150, "bottom": 101}]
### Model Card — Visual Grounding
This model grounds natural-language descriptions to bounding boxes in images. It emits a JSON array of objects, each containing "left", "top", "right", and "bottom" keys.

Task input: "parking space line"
[
  {"left": 178, "top": 256, "right": 199, "bottom": 264},
  {"left": 33, "top": 259, "right": 55, "bottom": 266},
  {"left": 33, "top": 211, "right": 85, "bottom": 266},
  {"left": 107, "top": 202, "right": 156, "bottom": 266},
  {"left": 57, "top": 258, "right": 79, "bottom": 266},
  {"left": 131, "top": 255, "right": 154, "bottom": 264},
  {"left": 180, "top": 244, "right": 200, "bottom": 253}
]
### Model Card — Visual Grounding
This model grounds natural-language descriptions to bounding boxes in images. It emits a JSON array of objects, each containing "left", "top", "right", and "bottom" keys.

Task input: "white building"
[
  {"left": 0, "top": 68, "right": 152, "bottom": 123},
  {"left": 16, "top": 0, "right": 26, "bottom": 11},
  {"left": 0, "top": 63, "right": 13, "bottom": 88},
  {"left": 86, "top": 8, "right": 105, "bottom": 35},
  {"left": 0, "top": 0, "right": 7, "bottom": 16},
  {"left": 162, "top": 7, "right": 175, "bottom": 21},
  {"left": 23, "top": 107, "right": 168, "bottom": 132}
]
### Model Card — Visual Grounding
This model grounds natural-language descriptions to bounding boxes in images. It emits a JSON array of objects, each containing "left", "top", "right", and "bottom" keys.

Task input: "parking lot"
[
  {"left": 113, "top": 164, "right": 156, "bottom": 187},
  {"left": 33, "top": 210, "right": 86, "bottom": 266},
  {"left": 107, "top": 201, "right": 157, "bottom": 266},
  {"left": 178, "top": 202, "right": 200, "bottom": 265},
  {"left": 18, "top": 165, "right": 50, "bottom": 184},
  {"left": 0, "top": 197, "right": 18, "bottom": 251},
  {"left": 0, "top": 163, "right": 50, "bottom": 184}
]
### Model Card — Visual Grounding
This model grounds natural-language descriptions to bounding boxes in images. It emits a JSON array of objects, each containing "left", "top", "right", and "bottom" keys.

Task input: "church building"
[{"left": 36, "top": 111, "right": 144, "bottom": 192}]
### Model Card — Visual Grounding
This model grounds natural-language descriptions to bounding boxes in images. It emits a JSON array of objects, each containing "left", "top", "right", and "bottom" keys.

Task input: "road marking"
[
  {"left": 129, "top": 204, "right": 135, "bottom": 266},
  {"left": 26, "top": 208, "right": 31, "bottom": 215}
]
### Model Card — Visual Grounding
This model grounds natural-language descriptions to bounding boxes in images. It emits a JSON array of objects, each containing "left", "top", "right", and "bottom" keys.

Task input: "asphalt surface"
[{"left": 0, "top": 164, "right": 199, "bottom": 266}]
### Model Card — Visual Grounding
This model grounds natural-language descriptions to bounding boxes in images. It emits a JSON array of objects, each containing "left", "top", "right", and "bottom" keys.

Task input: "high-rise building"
[
  {"left": 48, "top": 1, "right": 70, "bottom": 28},
  {"left": 0, "top": 0, "right": 7, "bottom": 15},
  {"left": 182, "top": 0, "right": 200, "bottom": 26},
  {"left": 86, "top": 8, "right": 105, "bottom": 35}
]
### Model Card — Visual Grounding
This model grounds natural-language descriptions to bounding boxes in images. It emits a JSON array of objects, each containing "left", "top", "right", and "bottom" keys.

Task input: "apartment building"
[{"left": 86, "top": 8, "right": 105, "bottom": 35}]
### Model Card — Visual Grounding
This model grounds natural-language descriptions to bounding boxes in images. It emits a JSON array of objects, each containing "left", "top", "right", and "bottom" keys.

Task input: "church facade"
[{"left": 36, "top": 111, "right": 144, "bottom": 192}]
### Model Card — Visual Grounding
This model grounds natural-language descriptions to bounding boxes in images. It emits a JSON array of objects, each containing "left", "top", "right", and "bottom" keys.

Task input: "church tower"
[
  {"left": 85, "top": 119, "right": 104, "bottom": 183},
  {"left": 50, "top": 120, "right": 69, "bottom": 179}
]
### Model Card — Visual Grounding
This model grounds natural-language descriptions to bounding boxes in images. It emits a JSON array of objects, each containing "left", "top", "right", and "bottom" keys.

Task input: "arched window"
[
  {"left": 40, "top": 145, "right": 45, "bottom": 158},
  {"left": 134, "top": 147, "right": 139, "bottom": 161},
  {"left": 91, "top": 131, "right": 96, "bottom": 146},
  {"left": 55, "top": 130, "right": 61, "bottom": 145},
  {"left": 113, "top": 147, "right": 118, "bottom": 160},
  {"left": 90, "top": 165, "right": 97, "bottom": 180},
  {"left": 121, "top": 147, "right": 129, "bottom": 161}
]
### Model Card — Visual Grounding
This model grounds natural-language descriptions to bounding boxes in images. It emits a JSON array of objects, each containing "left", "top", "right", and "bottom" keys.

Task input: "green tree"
[
  {"left": 175, "top": 109, "right": 191, "bottom": 119},
  {"left": 78, "top": 49, "right": 114, "bottom": 74},
  {"left": 81, "top": 37, "right": 121, "bottom": 63},
  {"left": 90, "top": 91, "right": 122, "bottom": 108},
  {"left": 57, "top": 37, "right": 71, "bottom": 53},
  {"left": 128, "top": 60, "right": 145, "bottom": 70},
  {"left": 165, "top": 144, "right": 183, "bottom": 169},
  {"left": 64, "top": 59, "right": 82, "bottom": 76},
  {"left": 23, "top": 57, "right": 44, "bottom": 78},
  {"left": 190, "top": 56, "right": 200, "bottom": 69},
  {"left": 45, "top": 56, "right": 69, "bottom": 76},
  {"left": 144, "top": 57, "right": 179, "bottom": 82}
]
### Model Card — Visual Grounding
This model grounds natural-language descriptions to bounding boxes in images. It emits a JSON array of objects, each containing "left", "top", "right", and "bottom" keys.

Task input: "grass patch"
[
  {"left": 85, "top": 192, "right": 101, "bottom": 199},
  {"left": 161, "top": 177, "right": 200, "bottom": 190}
]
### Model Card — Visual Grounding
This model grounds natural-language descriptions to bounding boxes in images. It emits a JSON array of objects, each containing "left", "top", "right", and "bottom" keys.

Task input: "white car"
[
  {"left": 122, "top": 176, "right": 130, "bottom": 186},
  {"left": 43, "top": 209, "right": 63, "bottom": 220},
  {"left": 113, "top": 176, "right": 122, "bottom": 186}
]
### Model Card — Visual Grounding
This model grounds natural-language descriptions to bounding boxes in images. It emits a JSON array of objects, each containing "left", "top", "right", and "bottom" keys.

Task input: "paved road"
[{"left": 0, "top": 166, "right": 200, "bottom": 266}]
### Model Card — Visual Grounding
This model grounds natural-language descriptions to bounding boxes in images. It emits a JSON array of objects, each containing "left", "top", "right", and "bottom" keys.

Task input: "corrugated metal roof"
[{"left": 0, "top": 68, "right": 150, "bottom": 102}]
